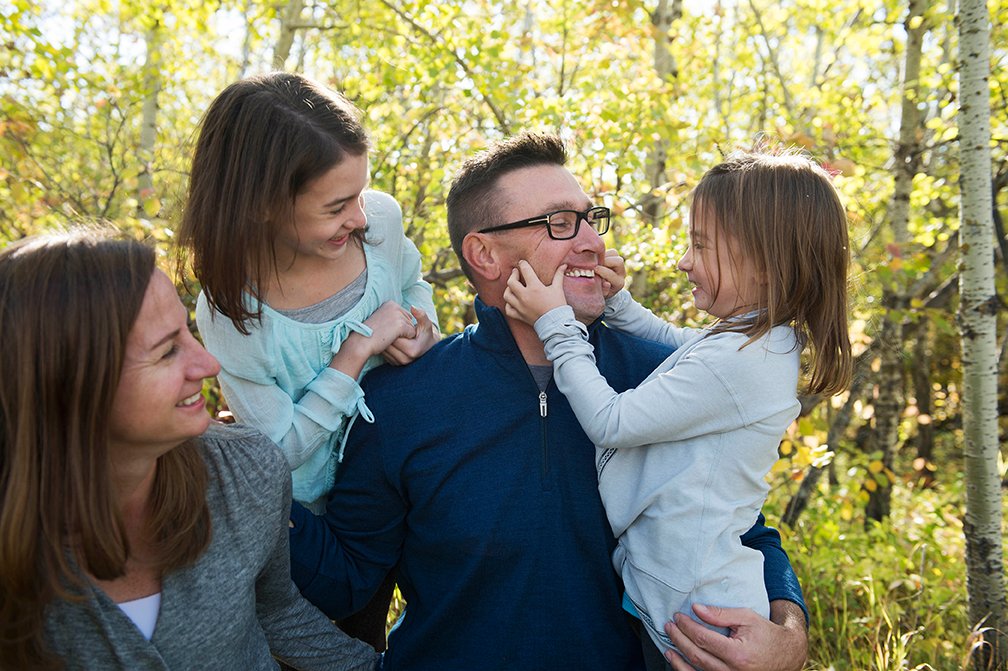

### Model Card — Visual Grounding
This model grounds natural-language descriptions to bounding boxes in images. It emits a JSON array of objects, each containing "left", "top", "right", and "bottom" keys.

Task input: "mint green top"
[{"left": 196, "top": 191, "right": 437, "bottom": 509}]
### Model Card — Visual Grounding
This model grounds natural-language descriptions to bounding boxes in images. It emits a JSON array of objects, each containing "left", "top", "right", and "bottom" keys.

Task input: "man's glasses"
[{"left": 477, "top": 206, "right": 611, "bottom": 240}]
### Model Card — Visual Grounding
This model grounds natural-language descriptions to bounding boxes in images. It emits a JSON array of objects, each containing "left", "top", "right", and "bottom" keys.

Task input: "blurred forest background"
[{"left": 2, "top": 0, "right": 1007, "bottom": 668}]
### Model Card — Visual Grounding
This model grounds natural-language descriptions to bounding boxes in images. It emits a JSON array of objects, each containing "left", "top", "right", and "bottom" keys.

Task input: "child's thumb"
[{"left": 552, "top": 264, "right": 568, "bottom": 285}]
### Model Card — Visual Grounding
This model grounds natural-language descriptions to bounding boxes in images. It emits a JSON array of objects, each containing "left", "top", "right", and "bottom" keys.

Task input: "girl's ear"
[{"left": 462, "top": 232, "right": 504, "bottom": 282}]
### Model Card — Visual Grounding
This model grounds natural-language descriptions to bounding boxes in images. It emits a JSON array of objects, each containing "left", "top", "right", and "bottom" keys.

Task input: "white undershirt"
[{"left": 117, "top": 592, "right": 161, "bottom": 640}]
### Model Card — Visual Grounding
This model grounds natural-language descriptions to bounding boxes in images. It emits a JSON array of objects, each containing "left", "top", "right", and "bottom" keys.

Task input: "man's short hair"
[{"left": 446, "top": 133, "right": 567, "bottom": 282}]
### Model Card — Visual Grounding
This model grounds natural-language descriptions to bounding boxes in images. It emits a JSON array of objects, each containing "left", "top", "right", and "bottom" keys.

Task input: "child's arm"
[
  {"left": 195, "top": 296, "right": 411, "bottom": 480},
  {"left": 536, "top": 307, "right": 748, "bottom": 449},
  {"left": 330, "top": 300, "right": 419, "bottom": 374},
  {"left": 369, "top": 190, "right": 441, "bottom": 365},
  {"left": 502, "top": 261, "right": 744, "bottom": 449},
  {"left": 601, "top": 289, "right": 693, "bottom": 349},
  {"left": 597, "top": 249, "right": 692, "bottom": 348}
]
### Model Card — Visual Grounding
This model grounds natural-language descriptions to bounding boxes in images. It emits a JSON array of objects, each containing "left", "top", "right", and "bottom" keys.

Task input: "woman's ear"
[{"left": 462, "top": 232, "right": 504, "bottom": 282}]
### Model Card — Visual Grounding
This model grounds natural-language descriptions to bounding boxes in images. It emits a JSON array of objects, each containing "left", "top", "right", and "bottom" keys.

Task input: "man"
[{"left": 289, "top": 133, "right": 808, "bottom": 671}]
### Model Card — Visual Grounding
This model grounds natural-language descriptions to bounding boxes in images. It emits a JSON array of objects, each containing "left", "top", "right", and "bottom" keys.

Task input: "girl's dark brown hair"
[
  {"left": 178, "top": 71, "right": 371, "bottom": 334},
  {"left": 0, "top": 228, "right": 211, "bottom": 669},
  {"left": 691, "top": 146, "right": 852, "bottom": 396}
]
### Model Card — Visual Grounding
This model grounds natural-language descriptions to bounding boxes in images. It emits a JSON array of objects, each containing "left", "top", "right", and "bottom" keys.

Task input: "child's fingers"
[
  {"left": 410, "top": 305, "right": 432, "bottom": 331},
  {"left": 382, "top": 344, "right": 409, "bottom": 366},
  {"left": 601, "top": 249, "right": 625, "bottom": 270},
  {"left": 516, "top": 260, "right": 546, "bottom": 289},
  {"left": 551, "top": 264, "right": 568, "bottom": 286},
  {"left": 595, "top": 264, "right": 618, "bottom": 284},
  {"left": 506, "top": 267, "right": 524, "bottom": 291}
]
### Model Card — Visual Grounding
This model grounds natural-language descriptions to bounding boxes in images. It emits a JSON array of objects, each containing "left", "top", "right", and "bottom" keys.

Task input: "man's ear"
[{"left": 462, "top": 232, "right": 504, "bottom": 282}]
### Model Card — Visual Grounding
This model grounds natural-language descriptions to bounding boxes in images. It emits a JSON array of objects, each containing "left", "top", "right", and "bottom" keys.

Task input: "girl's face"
[
  {"left": 108, "top": 270, "right": 221, "bottom": 459},
  {"left": 276, "top": 152, "right": 370, "bottom": 267},
  {"left": 678, "top": 210, "right": 762, "bottom": 320}
]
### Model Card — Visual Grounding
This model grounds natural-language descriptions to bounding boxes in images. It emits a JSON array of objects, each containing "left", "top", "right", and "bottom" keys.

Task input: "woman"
[{"left": 0, "top": 228, "right": 379, "bottom": 670}]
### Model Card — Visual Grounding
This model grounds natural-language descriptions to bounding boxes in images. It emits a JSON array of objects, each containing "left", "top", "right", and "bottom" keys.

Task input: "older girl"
[{"left": 179, "top": 72, "right": 439, "bottom": 513}]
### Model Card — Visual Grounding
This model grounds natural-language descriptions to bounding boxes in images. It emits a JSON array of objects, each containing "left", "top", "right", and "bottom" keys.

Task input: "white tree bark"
[
  {"left": 958, "top": 0, "right": 1007, "bottom": 667},
  {"left": 137, "top": 18, "right": 161, "bottom": 216},
  {"left": 273, "top": 0, "right": 306, "bottom": 71},
  {"left": 641, "top": 0, "right": 681, "bottom": 226}
]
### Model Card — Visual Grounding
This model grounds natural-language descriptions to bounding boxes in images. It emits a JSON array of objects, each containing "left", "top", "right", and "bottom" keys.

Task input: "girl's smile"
[{"left": 275, "top": 153, "right": 371, "bottom": 268}]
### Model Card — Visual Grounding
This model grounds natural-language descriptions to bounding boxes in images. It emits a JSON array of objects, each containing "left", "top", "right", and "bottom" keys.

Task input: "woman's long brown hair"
[{"left": 0, "top": 228, "right": 211, "bottom": 669}]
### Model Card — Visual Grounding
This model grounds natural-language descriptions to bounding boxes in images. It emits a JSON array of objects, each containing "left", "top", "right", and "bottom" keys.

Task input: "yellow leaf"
[
  {"left": 795, "top": 445, "right": 813, "bottom": 468},
  {"left": 868, "top": 460, "right": 884, "bottom": 474},
  {"left": 143, "top": 196, "right": 162, "bottom": 218},
  {"left": 864, "top": 478, "right": 878, "bottom": 492},
  {"left": 770, "top": 459, "right": 791, "bottom": 475}
]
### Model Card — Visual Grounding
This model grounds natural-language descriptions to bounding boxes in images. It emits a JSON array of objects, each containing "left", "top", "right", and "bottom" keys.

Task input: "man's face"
[{"left": 490, "top": 165, "right": 607, "bottom": 323}]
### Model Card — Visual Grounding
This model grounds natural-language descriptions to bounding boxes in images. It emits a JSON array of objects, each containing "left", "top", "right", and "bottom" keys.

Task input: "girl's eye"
[
  {"left": 161, "top": 344, "right": 179, "bottom": 360},
  {"left": 329, "top": 203, "right": 346, "bottom": 215}
]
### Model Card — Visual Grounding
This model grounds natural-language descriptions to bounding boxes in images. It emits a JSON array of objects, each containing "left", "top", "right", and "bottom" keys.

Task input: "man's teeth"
[
  {"left": 177, "top": 392, "right": 202, "bottom": 407},
  {"left": 565, "top": 268, "right": 595, "bottom": 278}
]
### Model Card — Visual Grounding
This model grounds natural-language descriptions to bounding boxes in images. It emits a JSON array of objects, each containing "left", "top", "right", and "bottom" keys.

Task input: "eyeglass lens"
[{"left": 547, "top": 209, "right": 609, "bottom": 239}]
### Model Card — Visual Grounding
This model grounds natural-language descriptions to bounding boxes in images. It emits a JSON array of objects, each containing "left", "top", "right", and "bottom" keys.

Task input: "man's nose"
[{"left": 574, "top": 220, "right": 606, "bottom": 254}]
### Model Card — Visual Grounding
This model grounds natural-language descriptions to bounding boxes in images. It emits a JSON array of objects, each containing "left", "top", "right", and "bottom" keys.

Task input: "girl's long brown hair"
[
  {"left": 0, "top": 229, "right": 211, "bottom": 670},
  {"left": 178, "top": 71, "right": 371, "bottom": 334},
  {"left": 692, "top": 147, "right": 853, "bottom": 396}
]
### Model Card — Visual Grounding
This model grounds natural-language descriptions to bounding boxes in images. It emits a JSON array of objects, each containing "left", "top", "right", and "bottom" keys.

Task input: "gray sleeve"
[
  {"left": 602, "top": 289, "right": 693, "bottom": 348},
  {"left": 241, "top": 431, "right": 380, "bottom": 670},
  {"left": 534, "top": 306, "right": 751, "bottom": 449}
]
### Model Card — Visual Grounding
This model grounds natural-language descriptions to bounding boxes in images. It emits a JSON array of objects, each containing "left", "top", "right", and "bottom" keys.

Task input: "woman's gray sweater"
[{"left": 44, "top": 423, "right": 379, "bottom": 671}]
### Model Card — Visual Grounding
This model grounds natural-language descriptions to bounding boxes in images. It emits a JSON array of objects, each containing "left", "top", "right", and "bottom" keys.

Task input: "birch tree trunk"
[
  {"left": 865, "top": 0, "right": 926, "bottom": 522},
  {"left": 137, "top": 17, "right": 161, "bottom": 217},
  {"left": 958, "top": 0, "right": 1007, "bottom": 666},
  {"left": 641, "top": 0, "right": 681, "bottom": 226},
  {"left": 910, "top": 321, "right": 935, "bottom": 485},
  {"left": 273, "top": 0, "right": 306, "bottom": 71}
]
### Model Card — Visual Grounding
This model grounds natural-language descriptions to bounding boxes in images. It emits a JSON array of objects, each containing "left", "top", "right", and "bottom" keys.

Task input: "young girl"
[
  {"left": 179, "top": 72, "right": 440, "bottom": 514},
  {"left": 504, "top": 148, "right": 851, "bottom": 667}
]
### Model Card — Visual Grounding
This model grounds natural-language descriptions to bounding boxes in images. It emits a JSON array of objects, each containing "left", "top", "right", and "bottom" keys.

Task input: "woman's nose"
[{"left": 191, "top": 340, "right": 221, "bottom": 379}]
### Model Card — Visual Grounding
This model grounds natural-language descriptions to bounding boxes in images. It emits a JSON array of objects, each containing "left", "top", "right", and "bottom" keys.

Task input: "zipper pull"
[{"left": 539, "top": 391, "right": 548, "bottom": 417}]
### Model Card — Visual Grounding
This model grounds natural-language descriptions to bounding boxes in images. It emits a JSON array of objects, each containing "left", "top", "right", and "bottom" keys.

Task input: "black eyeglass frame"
[{"left": 477, "top": 206, "right": 611, "bottom": 240}]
